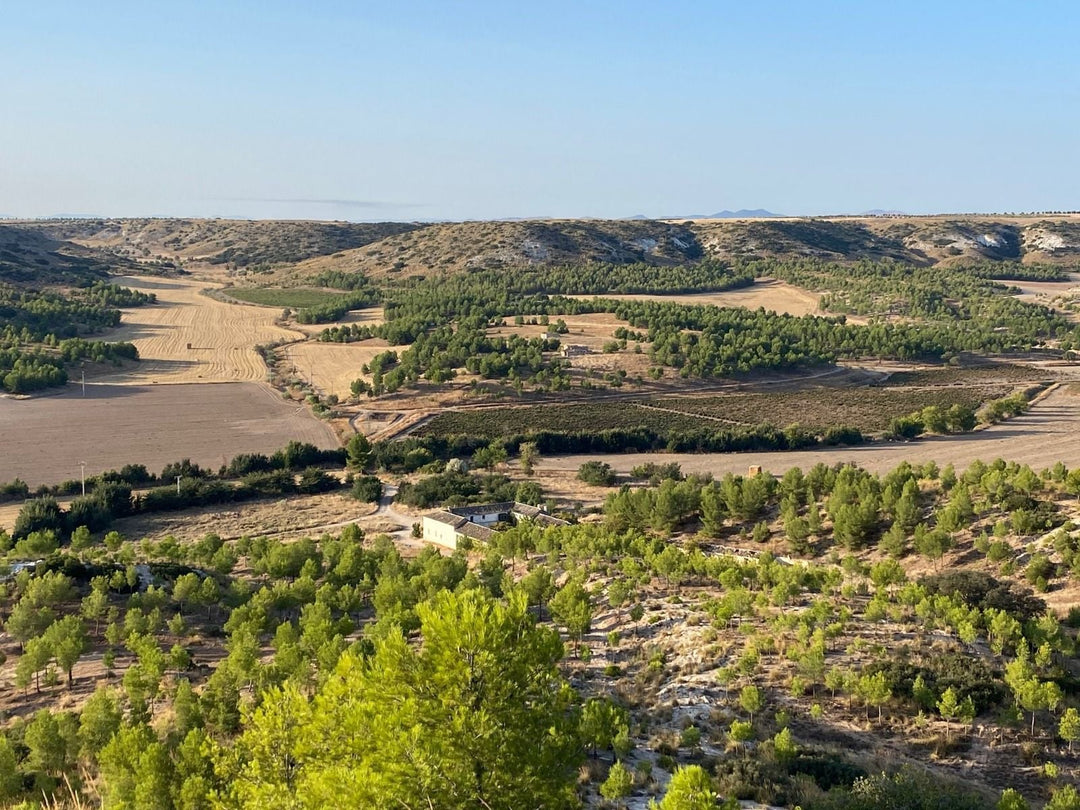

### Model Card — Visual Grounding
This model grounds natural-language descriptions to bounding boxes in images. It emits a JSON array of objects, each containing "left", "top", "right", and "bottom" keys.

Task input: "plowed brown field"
[{"left": 0, "top": 382, "right": 337, "bottom": 486}]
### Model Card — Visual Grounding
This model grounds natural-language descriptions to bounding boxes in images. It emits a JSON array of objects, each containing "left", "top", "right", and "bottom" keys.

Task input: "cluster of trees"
[
  {"left": 308, "top": 256, "right": 1076, "bottom": 400},
  {"left": 620, "top": 293, "right": 1066, "bottom": 379},
  {"left": 395, "top": 469, "right": 541, "bottom": 509},
  {"left": 766, "top": 258, "right": 1067, "bottom": 327},
  {"left": 348, "top": 325, "right": 567, "bottom": 395},
  {"left": 597, "top": 457, "right": 1080, "bottom": 566},
  {"left": 0, "top": 281, "right": 151, "bottom": 339},
  {"left": 0, "top": 281, "right": 151, "bottom": 392},
  {"left": 3, "top": 442, "right": 346, "bottom": 502},
  {"left": 0, "top": 523, "right": 612, "bottom": 808},
  {"left": 374, "top": 423, "right": 866, "bottom": 474},
  {"left": 887, "top": 402, "right": 978, "bottom": 440},
  {"left": 293, "top": 289, "right": 380, "bottom": 324}
]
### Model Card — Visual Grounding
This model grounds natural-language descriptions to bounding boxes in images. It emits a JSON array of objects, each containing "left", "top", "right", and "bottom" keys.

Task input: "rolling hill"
[
  {"left": 0, "top": 223, "right": 139, "bottom": 286},
  {"left": 3, "top": 214, "right": 1079, "bottom": 290},
  {"left": 22, "top": 218, "right": 422, "bottom": 270}
]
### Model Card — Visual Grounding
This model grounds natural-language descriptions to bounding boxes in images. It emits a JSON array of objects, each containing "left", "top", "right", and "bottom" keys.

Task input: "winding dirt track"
[
  {"left": 537, "top": 385, "right": 1080, "bottom": 479},
  {"left": 98, "top": 276, "right": 301, "bottom": 384}
]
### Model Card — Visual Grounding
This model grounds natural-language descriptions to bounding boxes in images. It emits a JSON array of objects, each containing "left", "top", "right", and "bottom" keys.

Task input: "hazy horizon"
[{"left": 3, "top": 1, "right": 1078, "bottom": 221}]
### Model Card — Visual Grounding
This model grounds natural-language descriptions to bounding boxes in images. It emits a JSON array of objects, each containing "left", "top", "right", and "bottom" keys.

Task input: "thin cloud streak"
[{"left": 208, "top": 197, "right": 427, "bottom": 209}]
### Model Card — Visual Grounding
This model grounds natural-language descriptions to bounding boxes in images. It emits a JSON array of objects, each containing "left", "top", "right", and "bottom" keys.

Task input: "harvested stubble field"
[
  {"left": 280, "top": 339, "right": 391, "bottom": 398},
  {"left": 537, "top": 384, "right": 1080, "bottom": 479},
  {"left": 97, "top": 275, "right": 300, "bottom": 384},
  {"left": 0, "top": 382, "right": 337, "bottom": 486},
  {"left": 112, "top": 490, "right": 380, "bottom": 543},
  {"left": 567, "top": 278, "right": 825, "bottom": 317}
]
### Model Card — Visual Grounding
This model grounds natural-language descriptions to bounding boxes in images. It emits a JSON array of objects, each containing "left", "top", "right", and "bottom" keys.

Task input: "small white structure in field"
[{"left": 561, "top": 344, "right": 590, "bottom": 358}]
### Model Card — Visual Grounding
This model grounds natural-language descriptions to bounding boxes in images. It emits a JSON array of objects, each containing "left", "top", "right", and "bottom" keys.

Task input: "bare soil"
[{"left": 0, "top": 382, "right": 337, "bottom": 487}]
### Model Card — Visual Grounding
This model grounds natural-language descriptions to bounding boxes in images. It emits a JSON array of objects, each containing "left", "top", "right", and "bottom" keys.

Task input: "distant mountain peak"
[{"left": 708, "top": 209, "right": 779, "bottom": 219}]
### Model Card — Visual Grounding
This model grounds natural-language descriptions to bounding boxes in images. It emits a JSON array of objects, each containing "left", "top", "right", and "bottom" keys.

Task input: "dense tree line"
[
  {"left": 0, "top": 281, "right": 151, "bottom": 392},
  {"left": 369, "top": 423, "right": 866, "bottom": 474}
]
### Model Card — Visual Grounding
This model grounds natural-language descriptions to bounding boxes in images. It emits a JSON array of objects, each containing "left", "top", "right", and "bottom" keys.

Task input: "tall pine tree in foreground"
[{"left": 222, "top": 588, "right": 582, "bottom": 809}]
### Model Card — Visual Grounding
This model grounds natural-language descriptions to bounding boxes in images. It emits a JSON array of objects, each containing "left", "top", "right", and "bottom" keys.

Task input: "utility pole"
[
  {"left": 176, "top": 475, "right": 182, "bottom": 495},
  {"left": 79, "top": 461, "right": 87, "bottom": 496},
  {"left": 81, "top": 370, "right": 85, "bottom": 397}
]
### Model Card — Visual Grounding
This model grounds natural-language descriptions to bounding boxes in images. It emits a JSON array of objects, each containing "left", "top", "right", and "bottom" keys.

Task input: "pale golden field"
[
  {"left": 280, "top": 339, "right": 391, "bottom": 398},
  {"left": 97, "top": 276, "right": 301, "bottom": 384},
  {"left": 569, "top": 278, "right": 823, "bottom": 317}
]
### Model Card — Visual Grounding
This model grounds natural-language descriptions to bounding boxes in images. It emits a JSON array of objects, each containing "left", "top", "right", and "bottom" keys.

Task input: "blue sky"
[{"left": 2, "top": 1, "right": 1078, "bottom": 221}]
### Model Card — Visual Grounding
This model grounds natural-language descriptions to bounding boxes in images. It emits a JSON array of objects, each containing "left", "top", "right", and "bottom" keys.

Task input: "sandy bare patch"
[
  {"left": 0, "top": 382, "right": 338, "bottom": 488},
  {"left": 97, "top": 275, "right": 302, "bottom": 384},
  {"left": 1008, "top": 273, "right": 1080, "bottom": 322}
]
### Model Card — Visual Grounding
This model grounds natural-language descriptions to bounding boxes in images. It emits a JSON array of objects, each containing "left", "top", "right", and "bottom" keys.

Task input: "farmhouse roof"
[
  {"left": 447, "top": 502, "right": 515, "bottom": 517},
  {"left": 426, "top": 509, "right": 470, "bottom": 529},
  {"left": 457, "top": 522, "right": 497, "bottom": 542}
]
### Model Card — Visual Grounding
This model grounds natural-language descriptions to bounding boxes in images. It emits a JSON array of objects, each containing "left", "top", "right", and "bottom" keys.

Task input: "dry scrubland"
[{"left": 0, "top": 382, "right": 337, "bottom": 486}]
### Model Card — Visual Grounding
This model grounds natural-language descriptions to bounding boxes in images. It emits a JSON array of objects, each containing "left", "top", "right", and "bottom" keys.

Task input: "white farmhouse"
[{"left": 421, "top": 501, "right": 568, "bottom": 550}]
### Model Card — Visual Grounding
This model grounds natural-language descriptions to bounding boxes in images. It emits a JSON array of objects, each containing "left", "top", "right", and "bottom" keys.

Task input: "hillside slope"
[
  {"left": 272, "top": 218, "right": 703, "bottom": 283},
  {"left": 693, "top": 215, "right": 1080, "bottom": 265},
  {"left": 0, "top": 224, "right": 137, "bottom": 285},
  {"left": 25, "top": 218, "right": 422, "bottom": 269},
  {"left": 278, "top": 214, "right": 1080, "bottom": 287},
  {"left": 6, "top": 214, "right": 1080, "bottom": 290}
]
